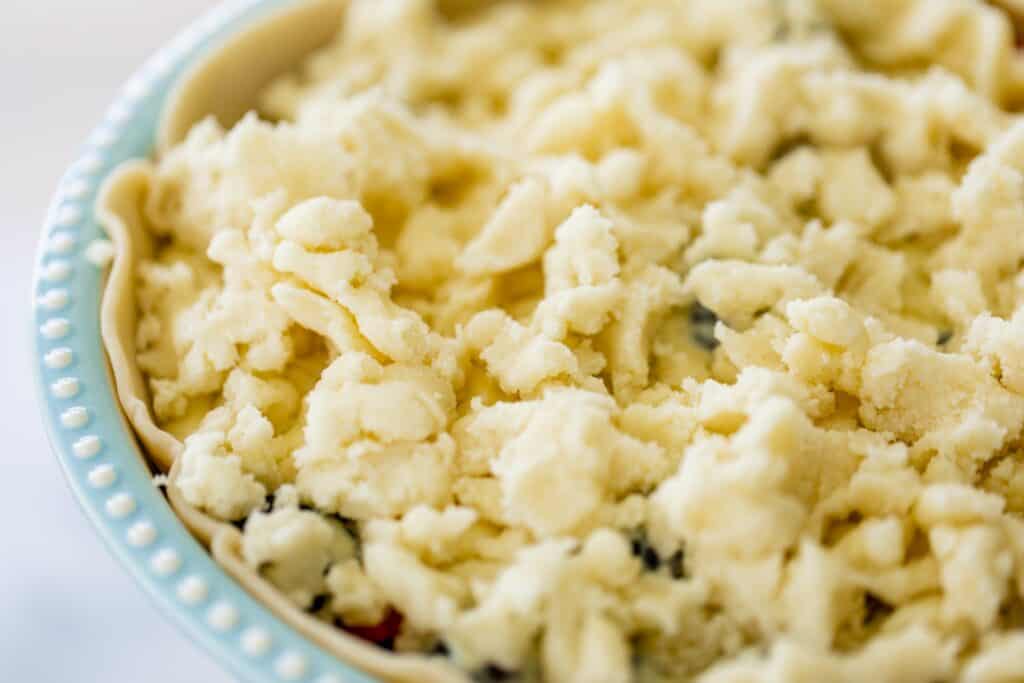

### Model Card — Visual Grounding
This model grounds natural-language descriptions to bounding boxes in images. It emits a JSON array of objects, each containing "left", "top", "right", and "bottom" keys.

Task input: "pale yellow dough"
[{"left": 125, "top": 0, "right": 1024, "bottom": 681}]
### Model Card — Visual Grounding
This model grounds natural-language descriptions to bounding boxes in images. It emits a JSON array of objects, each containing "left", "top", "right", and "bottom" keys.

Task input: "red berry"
[{"left": 345, "top": 609, "right": 403, "bottom": 645}]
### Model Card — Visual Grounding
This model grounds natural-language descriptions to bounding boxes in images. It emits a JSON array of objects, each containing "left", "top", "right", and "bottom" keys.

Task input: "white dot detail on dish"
[
  {"left": 38, "top": 289, "right": 70, "bottom": 311},
  {"left": 275, "top": 653, "right": 307, "bottom": 681},
  {"left": 40, "top": 318, "right": 70, "bottom": 339},
  {"left": 51, "top": 377, "right": 80, "bottom": 399},
  {"left": 151, "top": 548, "right": 182, "bottom": 576},
  {"left": 149, "top": 50, "right": 176, "bottom": 77},
  {"left": 63, "top": 178, "right": 91, "bottom": 200},
  {"left": 206, "top": 1, "right": 246, "bottom": 30},
  {"left": 55, "top": 204, "right": 82, "bottom": 227},
  {"left": 77, "top": 154, "right": 103, "bottom": 174},
  {"left": 60, "top": 406, "right": 89, "bottom": 429},
  {"left": 177, "top": 576, "right": 208, "bottom": 605},
  {"left": 43, "top": 260, "right": 72, "bottom": 282},
  {"left": 172, "top": 29, "right": 203, "bottom": 58},
  {"left": 49, "top": 231, "right": 76, "bottom": 254},
  {"left": 85, "top": 239, "right": 116, "bottom": 267},
  {"left": 73, "top": 435, "right": 101, "bottom": 459},
  {"left": 207, "top": 602, "right": 240, "bottom": 632},
  {"left": 315, "top": 675, "right": 342, "bottom": 683},
  {"left": 200, "top": 8, "right": 228, "bottom": 33},
  {"left": 44, "top": 347, "right": 73, "bottom": 369},
  {"left": 106, "top": 492, "right": 136, "bottom": 518},
  {"left": 124, "top": 76, "right": 151, "bottom": 100},
  {"left": 108, "top": 102, "right": 134, "bottom": 125},
  {"left": 87, "top": 464, "right": 117, "bottom": 489},
  {"left": 127, "top": 521, "right": 158, "bottom": 548},
  {"left": 241, "top": 627, "right": 272, "bottom": 657},
  {"left": 92, "top": 126, "right": 120, "bottom": 149}
]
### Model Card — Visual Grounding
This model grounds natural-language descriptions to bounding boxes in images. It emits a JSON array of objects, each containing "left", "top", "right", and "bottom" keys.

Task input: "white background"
[{"left": 2, "top": 1, "right": 233, "bottom": 680}]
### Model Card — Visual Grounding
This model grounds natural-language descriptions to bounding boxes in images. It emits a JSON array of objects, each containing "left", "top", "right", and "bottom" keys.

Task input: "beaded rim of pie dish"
[{"left": 30, "top": 1, "right": 377, "bottom": 681}]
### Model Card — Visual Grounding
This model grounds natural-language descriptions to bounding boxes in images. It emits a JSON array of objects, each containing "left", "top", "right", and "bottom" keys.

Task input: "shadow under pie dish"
[{"left": 89, "top": 0, "right": 1024, "bottom": 682}]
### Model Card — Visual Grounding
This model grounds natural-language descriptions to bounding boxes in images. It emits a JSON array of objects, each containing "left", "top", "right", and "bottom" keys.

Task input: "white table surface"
[{"left": 2, "top": 2, "right": 235, "bottom": 680}]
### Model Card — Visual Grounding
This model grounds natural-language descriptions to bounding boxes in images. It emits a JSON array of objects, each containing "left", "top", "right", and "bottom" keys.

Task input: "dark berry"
[
  {"left": 668, "top": 550, "right": 686, "bottom": 579},
  {"left": 472, "top": 664, "right": 518, "bottom": 682},
  {"left": 307, "top": 593, "right": 330, "bottom": 613}
]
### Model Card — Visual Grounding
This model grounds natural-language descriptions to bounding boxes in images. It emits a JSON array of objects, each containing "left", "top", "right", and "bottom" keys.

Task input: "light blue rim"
[{"left": 31, "top": 2, "right": 378, "bottom": 682}]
